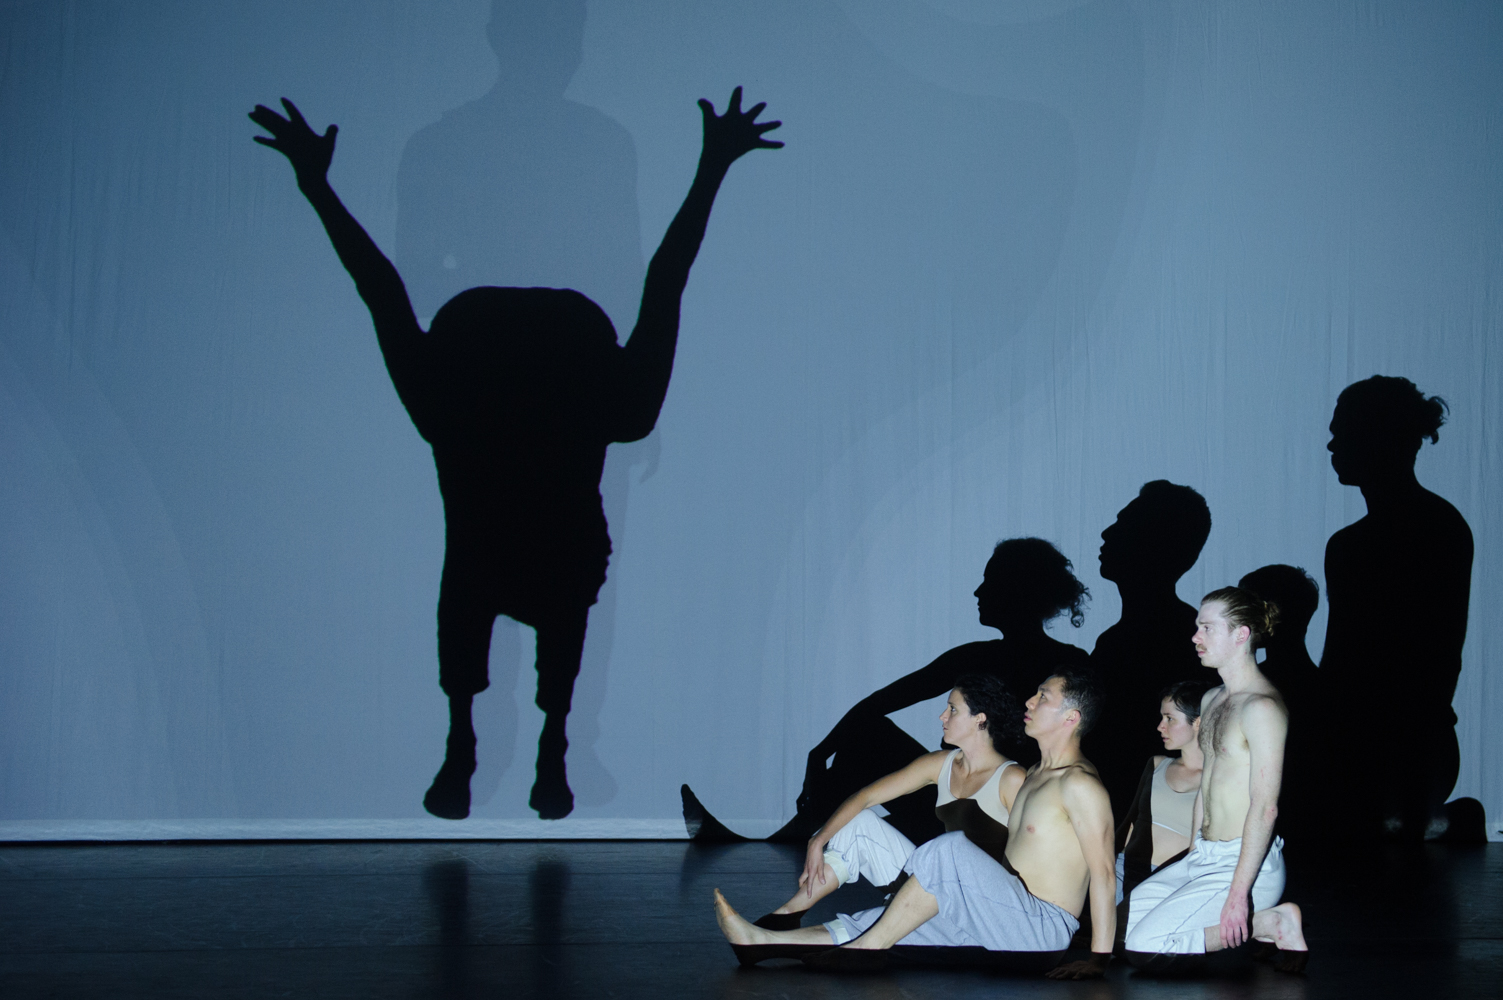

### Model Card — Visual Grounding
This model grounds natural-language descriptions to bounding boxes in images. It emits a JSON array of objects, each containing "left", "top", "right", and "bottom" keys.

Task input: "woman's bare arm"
[{"left": 798, "top": 751, "right": 946, "bottom": 898}]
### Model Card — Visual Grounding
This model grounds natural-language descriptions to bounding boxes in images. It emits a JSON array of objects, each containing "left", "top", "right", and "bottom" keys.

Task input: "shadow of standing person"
[
  {"left": 1087, "top": 481, "right": 1211, "bottom": 819},
  {"left": 397, "top": 1, "right": 642, "bottom": 328},
  {"left": 1320, "top": 376, "right": 1476, "bottom": 842},
  {"left": 250, "top": 84, "right": 781, "bottom": 820},
  {"left": 396, "top": 0, "right": 650, "bottom": 814}
]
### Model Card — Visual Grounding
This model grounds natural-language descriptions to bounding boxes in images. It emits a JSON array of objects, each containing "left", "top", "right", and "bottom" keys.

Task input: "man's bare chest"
[{"left": 1202, "top": 696, "right": 1242, "bottom": 757}]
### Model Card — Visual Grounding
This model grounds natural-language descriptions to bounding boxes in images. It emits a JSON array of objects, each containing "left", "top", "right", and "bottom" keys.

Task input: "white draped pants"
[{"left": 1124, "top": 835, "right": 1286, "bottom": 955}]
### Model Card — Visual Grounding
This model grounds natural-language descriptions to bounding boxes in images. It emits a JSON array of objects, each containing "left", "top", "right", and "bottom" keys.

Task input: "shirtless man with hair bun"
[{"left": 1124, "top": 587, "right": 1308, "bottom": 972}]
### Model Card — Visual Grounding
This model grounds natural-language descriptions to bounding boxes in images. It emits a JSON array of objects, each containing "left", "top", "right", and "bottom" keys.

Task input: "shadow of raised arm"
[
  {"left": 250, "top": 98, "right": 431, "bottom": 434},
  {"left": 613, "top": 87, "right": 782, "bottom": 441}
]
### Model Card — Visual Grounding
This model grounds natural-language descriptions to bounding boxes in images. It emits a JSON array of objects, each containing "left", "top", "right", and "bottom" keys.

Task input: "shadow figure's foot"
[
  {"left": 530, "top": 764, "right": 574, "bottom": 819},
  {"left": 423, "top": 754, "right": 476, "bottom": 820},
  {"left": 681, "top": 785, "right": 750, "bottom": 841}
]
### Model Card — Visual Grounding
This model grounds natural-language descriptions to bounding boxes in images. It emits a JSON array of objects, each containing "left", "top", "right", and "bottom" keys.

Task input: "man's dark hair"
[
  {"left": 953, "top": 673, "right": 1025, "bottom": 756},
  {"left": 991, "top": 537, "right": 1090, "bottom": 628},
  {"left": 1158, "top": 677, "right": 1218, "bottom": 723},
  {"left": 1049, "top": 665, "right": 1104, "bottom": 738}
]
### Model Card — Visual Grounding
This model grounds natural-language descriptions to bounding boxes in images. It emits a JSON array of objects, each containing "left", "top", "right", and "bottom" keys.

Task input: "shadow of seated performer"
[
  {"left": 685, "top": 538, "right": 1088, "bottom": 844},
  {"left": 1320, "top": 376, "right": 1478, "bottom": 842},
  {"left": 250, "top": 89, "right": 782, "bottom": 820},
  {"left": 1088, "top": 481, "right": 1211, "bottom": 819},
  {"left": 1238, "top": 564, "right": 1320, "bottom": 840},
  {"left": 1238, "top": 565, "right": 1318, "bottom": 714},
  {"left": 747, "top": 675, "right": 1025, "bottom": 932},
  {"left": 711, "top": 670, "right": 1117, "bottom": 980}
]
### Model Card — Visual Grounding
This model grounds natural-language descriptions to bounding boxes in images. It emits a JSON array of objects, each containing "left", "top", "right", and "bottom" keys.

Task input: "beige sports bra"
[
  {"left": 1150, "top": 756, "right": 1199, "bottom": 838},
  {"left": 934, "top": 749, "right": 1019, "bottom": 826}
]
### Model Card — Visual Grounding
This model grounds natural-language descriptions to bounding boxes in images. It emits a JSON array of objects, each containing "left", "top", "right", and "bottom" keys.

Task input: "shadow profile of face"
[
  {"left": 1097, "top": 481, "right": 1211, "bottom": 588},
  {"left": 1326, "top": 375, "right": 1447, "bottom": 487},
  {"left": 487, "top": 0, "right": 587, "bottom": 96},
  {"left": 973, "top": 538, "right": 1089, "bottom": 632}
]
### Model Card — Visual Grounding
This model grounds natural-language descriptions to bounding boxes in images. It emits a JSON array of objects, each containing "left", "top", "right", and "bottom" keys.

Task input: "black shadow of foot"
[
  {"left": 424, "top": 751, "right": 476, "bottom": 820},
  {"left": 530, "top": 765, "right": 574, "bottom": 819}
]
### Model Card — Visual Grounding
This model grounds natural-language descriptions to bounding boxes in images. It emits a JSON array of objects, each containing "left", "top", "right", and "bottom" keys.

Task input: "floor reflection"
[{"left": 422, "top": 857, "right": 471, "bottom": 996}]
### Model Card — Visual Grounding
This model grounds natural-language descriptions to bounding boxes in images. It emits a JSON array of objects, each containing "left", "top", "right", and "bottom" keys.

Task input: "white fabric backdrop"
[{"left": 1, "top": 0, "right": 1498, "bottom": 836}]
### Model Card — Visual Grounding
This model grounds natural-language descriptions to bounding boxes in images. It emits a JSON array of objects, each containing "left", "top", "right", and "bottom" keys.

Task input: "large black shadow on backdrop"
[
  {"left": 394, "top": 0, "right": 649, "bottom": 817},
  {"left": 683, "top": 538, "right": 1090, "bottom": 844},
  {"left": 250, "top": 48, "right": 782, "bottom": 820},
  {"left": 1320, "top": 375, "right": 1483, "bottom": 843},
  {"left": 1086, "top": 481, "right": 1211, "bottom": 819}
]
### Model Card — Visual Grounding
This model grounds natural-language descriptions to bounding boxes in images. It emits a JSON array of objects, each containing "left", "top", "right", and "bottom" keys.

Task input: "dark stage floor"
[{"left": 1, "top": 837, "right": 1498, "bottom": 999}]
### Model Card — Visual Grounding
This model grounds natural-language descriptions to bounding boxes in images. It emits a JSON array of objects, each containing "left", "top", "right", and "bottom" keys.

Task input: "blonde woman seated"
[
  {"left": 1111, "top": 678, "right": 1214, "bottom": 943},
  {"left": 754, "top": 673, "right": 1025, "bottom": 931}
]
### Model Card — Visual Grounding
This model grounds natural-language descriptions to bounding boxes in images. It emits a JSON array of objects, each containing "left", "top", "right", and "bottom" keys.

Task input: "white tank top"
[
  {"left": 933, "top": 749, "right": 1019, "bottom": 827},
  {"left": 1150, "top": 756, "right": 1199, "bottom": 838}
]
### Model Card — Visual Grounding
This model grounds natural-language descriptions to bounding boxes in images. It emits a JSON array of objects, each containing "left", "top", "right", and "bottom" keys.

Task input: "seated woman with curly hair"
[{"left": 749, "top": 673, "right": 1026, "bottom": 931}]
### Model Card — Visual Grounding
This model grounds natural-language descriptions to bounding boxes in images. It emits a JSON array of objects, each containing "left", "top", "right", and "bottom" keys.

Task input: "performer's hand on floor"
[
  {"left": 1219, "top": 891, "right": 1251, "bottom": 949},
  {"left": 1045, "top": 953, "right": 1110, "bottom": 980}
]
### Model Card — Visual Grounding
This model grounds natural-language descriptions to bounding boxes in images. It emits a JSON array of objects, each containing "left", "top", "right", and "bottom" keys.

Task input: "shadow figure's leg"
[
  {"left": 425, "top": 570, "right": 495, "bottom": 820},
  {"left": 530, "top": 607, "right": 590, "bottom": 819}
]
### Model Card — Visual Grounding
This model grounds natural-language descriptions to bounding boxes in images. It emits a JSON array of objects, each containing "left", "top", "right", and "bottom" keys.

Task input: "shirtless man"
[
  {"left": 1124, "top": 587, "right": 1308, "bottom": 971},
  {"left": 712, "top": 668, "right": 1117, "bottom": 980}
]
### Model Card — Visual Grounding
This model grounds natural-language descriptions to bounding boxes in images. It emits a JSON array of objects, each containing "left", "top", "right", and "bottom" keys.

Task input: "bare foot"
[
  {"left": 1264, "top": 903, "right": 1307, "bottom": 950},
  {"left": 713, "top": 889, "right": 775, "bottom": 946},
  {"left": 1257, "top": 903, "right": 1308, "bottom": 972}
]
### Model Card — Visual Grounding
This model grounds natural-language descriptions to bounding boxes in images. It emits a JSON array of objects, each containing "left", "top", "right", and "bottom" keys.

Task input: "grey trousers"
[
  {"left": 823, "top": 808, "right": 916, "bottom": 888},
  {"left": 826, "top": 830, "right": 1079, "bottom": 951}
]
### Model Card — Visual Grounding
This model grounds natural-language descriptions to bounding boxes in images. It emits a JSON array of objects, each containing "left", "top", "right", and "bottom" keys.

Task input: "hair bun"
[{"left": 1262, "top": 598, "right": 1281, "bottom": 638}]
